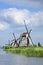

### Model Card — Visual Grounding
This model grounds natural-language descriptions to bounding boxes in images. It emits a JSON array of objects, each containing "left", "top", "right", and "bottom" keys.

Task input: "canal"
[{"left": 0, "top": 49, "right": 43, "bottom": 65}]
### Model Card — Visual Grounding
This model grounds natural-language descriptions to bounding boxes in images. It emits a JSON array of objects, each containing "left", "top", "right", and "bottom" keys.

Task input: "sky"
[{"left": 0, "top": 0, "right": 43, "bottom": 46}]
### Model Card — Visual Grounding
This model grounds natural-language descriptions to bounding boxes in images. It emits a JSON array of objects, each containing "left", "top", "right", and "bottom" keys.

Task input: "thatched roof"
[{"left": 21, "top": 32, "right": 28, "bottom": 37}]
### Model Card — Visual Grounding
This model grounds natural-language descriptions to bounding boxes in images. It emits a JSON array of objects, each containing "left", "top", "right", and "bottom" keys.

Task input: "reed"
[{"left": 3, "top": 46, "right": 43, "bottom": 57}]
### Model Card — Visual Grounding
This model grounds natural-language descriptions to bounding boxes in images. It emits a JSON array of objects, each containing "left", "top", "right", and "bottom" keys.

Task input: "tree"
[{"left": 38, "top": 42, "right": 41, "bottom": 47}]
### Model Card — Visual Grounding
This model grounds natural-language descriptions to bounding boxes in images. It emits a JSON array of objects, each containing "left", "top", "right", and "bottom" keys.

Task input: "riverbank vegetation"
[{"left": 3, "top": 45, "right": 43, "bottom": 57}]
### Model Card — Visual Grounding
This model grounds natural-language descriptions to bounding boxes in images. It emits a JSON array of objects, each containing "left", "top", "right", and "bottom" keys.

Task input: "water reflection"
[{"left": 0, "top": 49, "right": 43, "bottom": 65}]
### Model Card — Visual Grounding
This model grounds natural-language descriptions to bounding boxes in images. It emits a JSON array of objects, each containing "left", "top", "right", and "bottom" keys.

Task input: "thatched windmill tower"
[{"left": 19, "top": 20, "right": 33, "bottom": 47}]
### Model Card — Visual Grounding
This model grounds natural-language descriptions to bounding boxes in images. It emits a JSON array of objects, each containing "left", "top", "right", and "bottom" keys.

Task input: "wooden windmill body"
[{"left": 19, "top": 32, "right": 29, "bottom": 46}]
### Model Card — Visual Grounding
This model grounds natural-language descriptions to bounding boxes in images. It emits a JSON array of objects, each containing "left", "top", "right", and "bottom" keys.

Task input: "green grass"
[{"left": 3, "top": 46, "right": 43, "bottom": 57}]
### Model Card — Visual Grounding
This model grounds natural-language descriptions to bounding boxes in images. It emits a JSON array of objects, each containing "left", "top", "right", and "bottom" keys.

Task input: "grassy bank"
[{"left": 3, "top": 46, "right": 43, "bottom": 57}]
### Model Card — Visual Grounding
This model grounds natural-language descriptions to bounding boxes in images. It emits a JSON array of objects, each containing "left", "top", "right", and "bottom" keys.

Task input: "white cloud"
[
  {"left": 0, "top": 21, "right": 10, "bottom": 30},
  {"left": 0, "top": 8, "right": 43, "bottom": 27},
  {"left": 0, "top": 0, "right": 43, "bottom": 8}
]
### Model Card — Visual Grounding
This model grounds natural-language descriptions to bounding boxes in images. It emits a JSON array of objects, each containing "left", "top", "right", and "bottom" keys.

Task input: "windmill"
[
  {"left": 19, "top": 20, "right": 33, "bottom": 47},
  {"left": 11, "top": 33, "right": 19, "bottom": 47},
  {"left": 24, "top": 20, "right": 33, "bottom": 46}
]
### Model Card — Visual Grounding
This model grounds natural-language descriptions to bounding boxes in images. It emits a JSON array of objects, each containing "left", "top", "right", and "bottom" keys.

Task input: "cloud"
[
  {"left": 0, "top": 21, "right": 10, "bottom": 30},
  {"left": 0, "top": 0, "right": 43, "bottom": 8},
  {"left": 0, "top": 8, "right": 43, "bottom": 28}
]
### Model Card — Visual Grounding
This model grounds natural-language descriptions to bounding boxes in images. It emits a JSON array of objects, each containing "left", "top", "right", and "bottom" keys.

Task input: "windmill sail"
[
  {"left": 24, "top": 20, "right": 28, "bottom": 33},
  {"left": 13, "top": 33, "right": 16, "bottom": 40},
  {"left": 29, "top": 35, "right": 33, "bottom": 45},
  {"left": 29, "top": 29, "right": 32, "bottom": 34}
]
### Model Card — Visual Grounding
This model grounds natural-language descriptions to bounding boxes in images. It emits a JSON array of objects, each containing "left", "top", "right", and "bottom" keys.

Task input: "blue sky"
[{"left": 0, "top": 0, "right": 43, "bottom": 46}]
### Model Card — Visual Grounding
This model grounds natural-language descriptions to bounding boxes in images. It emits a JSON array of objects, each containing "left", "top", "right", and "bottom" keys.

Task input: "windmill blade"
[
  {"left": 29, "top": 35, "right": 33, "bottom": 45},
  {"left": 29, "top": 29, "right": 32, "bottom": 34},
  {"left": 24, "top": 20, "right": 28, "bottom": 33},
  {"left": 13, "top": 33, "right": 16, "bottom": 40},
  {"left": 17, "top": 37, "right": 20, "bottom": 41}
]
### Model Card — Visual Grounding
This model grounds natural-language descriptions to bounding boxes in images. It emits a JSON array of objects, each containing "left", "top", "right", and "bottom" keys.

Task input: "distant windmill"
[
  {"left": 8, "top": 40, "right": 10, "bottom": 45},
  {"left": 11, "top": 33, "right": 19, "bottom": 47}
]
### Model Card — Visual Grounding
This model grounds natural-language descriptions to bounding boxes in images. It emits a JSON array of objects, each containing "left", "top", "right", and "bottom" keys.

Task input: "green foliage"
[
  {"left": 38, "top": 42, "right": 41, "bottom": 47},
  {"left": 3, "top": 45, "right": 12, "bottom": 49},
  {"left": 33, "top": 44, "right": 37, "bottom": 47},
  {"left": 3, "top": 45, "right": 43, "bottom": 57}
]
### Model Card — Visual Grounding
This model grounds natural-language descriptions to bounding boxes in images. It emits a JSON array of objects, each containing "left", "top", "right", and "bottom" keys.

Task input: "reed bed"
[{"left": 3, "top": 46, "right": 43, "bottom": 57}]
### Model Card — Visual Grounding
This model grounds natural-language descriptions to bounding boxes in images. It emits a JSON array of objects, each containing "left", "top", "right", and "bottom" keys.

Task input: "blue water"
[{"left": 0, "top": 49, "right": 43, "bottom": 65}]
